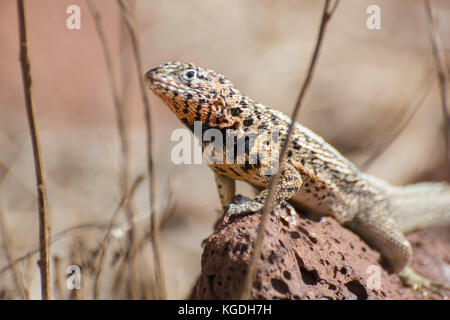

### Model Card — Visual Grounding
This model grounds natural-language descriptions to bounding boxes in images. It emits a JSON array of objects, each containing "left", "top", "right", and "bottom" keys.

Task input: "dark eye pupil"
[{"left": 186, "top": 71, "right": 195, "bottom": 79}]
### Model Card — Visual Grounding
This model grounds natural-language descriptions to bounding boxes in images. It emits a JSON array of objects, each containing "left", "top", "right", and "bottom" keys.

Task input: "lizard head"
[{"left": 145, "top": 61, "right": 240, "bottom": 130}]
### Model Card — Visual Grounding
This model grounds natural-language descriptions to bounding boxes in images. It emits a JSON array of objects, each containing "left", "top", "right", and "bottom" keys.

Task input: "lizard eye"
[{"left": 182, "top": 69, "right": 197, "bottom": 82}]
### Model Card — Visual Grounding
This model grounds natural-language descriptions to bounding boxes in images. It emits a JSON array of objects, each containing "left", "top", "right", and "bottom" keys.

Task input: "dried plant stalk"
[
  {"left": 87, "top": 0, "right": 140, "bottom": 298},
  {"left": 0, "top": 205, "right": 26, "bottom": 299},
  {"left": 424, "top": 0, "right": 450, "bottom": 179},
  {"left": 93, "top": 175, "right": 144, "bottom": 299},
  {"left": 116, "top": 0, "right": 166, "bottom": 299},
  {"left": 17, "top": 0, "right": 51, "bottom": 300},
  {"left": 361, "top": 70, "right": 434, "bottom": 170},
  {"left": 241, "top": 0, "right": 340, "bottom": 299}
]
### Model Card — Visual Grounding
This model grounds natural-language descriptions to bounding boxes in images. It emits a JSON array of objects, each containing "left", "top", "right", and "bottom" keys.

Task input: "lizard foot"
[
  {"left": 399, "top": 267, "right": 450, "bottom": 299},
  {"left": 226, "top": 201, "right": 264, "bottom": 216},
  {"left": 275, "top": 202, "right": 298, "bottom": 226}
]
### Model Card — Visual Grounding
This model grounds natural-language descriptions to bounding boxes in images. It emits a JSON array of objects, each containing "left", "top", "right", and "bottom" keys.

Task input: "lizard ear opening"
[
  {"left": 215, "top": 95, "right": 227, "bottom": 109},
  {"left": 214, "top": 96, "right": 235, "bottom": 128}
]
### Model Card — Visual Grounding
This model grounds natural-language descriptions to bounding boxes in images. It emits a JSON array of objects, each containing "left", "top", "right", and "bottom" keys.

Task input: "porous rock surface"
[{"left": 191, "top": 196, "right": 450, "bottom": 300}]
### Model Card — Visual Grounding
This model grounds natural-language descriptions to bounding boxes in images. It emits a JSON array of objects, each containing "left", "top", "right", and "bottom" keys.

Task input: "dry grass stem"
[
  {"left": 52, "top": 256, "right": 63, "bottom": 300},
  {"left": 241, "top": 0, "right": 339, "bottom": 300},
  {"left": 0, "top": 207, "right": 174, "bottom": 277},
  {"left": 110, "top": 175, "right": 177, "bottom": 298},
  {"left": 118, "top": 0, "right": 135, "bottom": 103},
  {"left": 69, "top": 239, "right": 83, "bottom": 300},
  {"left": 17, "top": 0, "right": 51, "bottom": 300},
  {"left": 0, "top": 161, "right": 37, "bottom": 199},
  {"left": 361, "top": 70, "right": 434, "bottom": 170},
  {"left": 87, "top": 0, "right": 132, "bottom": 215},
  {"left": 93, "top": 174, "right": 144, "bottom": 299},
  {"left": 87, "top": 0, "right": 140, "bottom": 297},
  {"left": 116, "top": 0, "right": 166, "bottom": 299},
  {"left": 0, "top": 205, "right": 26, "bottom": 299},
  {"left": 424, "top": 0, "right": 450, "bottom": 179},
  {"left": 0, "top": 163, "right": 27, "bottom": 299}
]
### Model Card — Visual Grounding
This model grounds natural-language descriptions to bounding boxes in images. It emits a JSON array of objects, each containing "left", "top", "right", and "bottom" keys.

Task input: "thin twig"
[
  {"left": 0, "top": 204, "right": 177, "bottom": 297},
  {"left": 87, "top": 0, "right": 133, "bottom": 221},
  {"left": 52, "top": 256, "right": 63, "bottom": 300},
  {"left": 0, "top": 160, "right": 37, "bottom": 198},
  {"left": 112, "top": 175, "right": 178, "bottom": 298},
  {"left": 93, "top": 174, "right": 144, "bottom": 299},
  {"left": 241, "top": 0, "right": 339, "bottom": 300},
  {"left": 116, "top": 0, "right": 166, "bottom": 299},
  {"left": 87, "top": 0, "right": 139, "bottom": 298},
  {"left": 0, "top": 221, "right": 122, "bottom": 275},
  {"left": 0, "top": 204, "right": 26, "bottom": 299},
  {"left": 424, "top": 0, "right": 450, "bottom": 180},
  {"left": 118, "top": 0, "right": 135, "bottom": 104},
  {"left": 117, "top": 0, "right": 137, "bottom": 254},
  {"left": 127, "top": 184, "right": 178, "bottom": 265},
  {"left": 0, "top": 175, "right": 178, "bottom": 276},
  {"left": 117, "top": 1, "right": 139, "bottom": 298},
  {"left": 17, "top": 0, "right": 51, "bottom": 300},
  {"left": 361, "top": 69, "right": 434, "bottom": 170},
  {"left": 69, "top": 239, "right": 83, "bottom": 300}
]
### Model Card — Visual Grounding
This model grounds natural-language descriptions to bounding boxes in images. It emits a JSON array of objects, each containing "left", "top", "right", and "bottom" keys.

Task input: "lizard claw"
[
  {"left": 399, "top": 267, "right": 450, "bottom": 299},
  {"left": 276, "top": 202, "right": 298, "bottom": 226}
]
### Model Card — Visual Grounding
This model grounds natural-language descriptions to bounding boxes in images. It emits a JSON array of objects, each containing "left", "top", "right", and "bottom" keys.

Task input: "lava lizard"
[{"left": 145, "top": 61, "right": 450, "bottom": 295}]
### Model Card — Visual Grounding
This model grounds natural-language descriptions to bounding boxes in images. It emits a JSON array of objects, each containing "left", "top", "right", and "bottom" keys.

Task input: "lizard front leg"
[
  {"left": 214, "top": 172, "right": 236, "bottom": 211},
  {"left": 227, "top": 164, "right": 303, "bottom": 216}
]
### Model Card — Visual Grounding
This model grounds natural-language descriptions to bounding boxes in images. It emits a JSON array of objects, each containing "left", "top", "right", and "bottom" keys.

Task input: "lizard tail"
[{"left": 389, "top": 182, "right": 450, "bottom": 234}]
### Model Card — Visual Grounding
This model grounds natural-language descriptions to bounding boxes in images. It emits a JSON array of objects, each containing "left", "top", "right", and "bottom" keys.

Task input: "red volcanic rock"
[{"left": 191, "top": 196, "right": 450, "bottom": 300}]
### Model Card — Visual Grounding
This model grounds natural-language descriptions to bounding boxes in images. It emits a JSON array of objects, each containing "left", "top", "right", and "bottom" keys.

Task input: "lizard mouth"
[{"left": 147, "top": 78, "right": 193, "bottom": 95}]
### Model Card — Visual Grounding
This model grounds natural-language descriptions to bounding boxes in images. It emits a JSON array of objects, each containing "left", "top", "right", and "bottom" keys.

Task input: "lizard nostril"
[{"left": 145, "top": 67, "right": 161, "bottom": 81}]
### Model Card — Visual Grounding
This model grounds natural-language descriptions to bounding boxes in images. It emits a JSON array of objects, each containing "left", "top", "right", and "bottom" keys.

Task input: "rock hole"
[
  {"left": 290, "top": 231, "right": 301, "bottom": 239},
  {"left": 297, "top": 225, "right": 318, "bottom": 244},
  {"left": 299, "top": 266, "right": 320, "bottom": 285},
  {"left": 271, "top": 278, "right": 290, "bottom": 294},
  {"left": 345, "top": 280, "right": 368, "bottom": 300},
  {"left": 268, "top": 250, "right": 277, "bottom": 264},
  {"left": 283, "top": 271, "right": 292, "bottom": 280},
  {"left": 294, "top": 252, "right": 304, "bottom": 267}
]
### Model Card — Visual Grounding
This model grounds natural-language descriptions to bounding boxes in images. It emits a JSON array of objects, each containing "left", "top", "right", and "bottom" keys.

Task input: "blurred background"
[{"left": 0, "top": 0, "right": 449, "bottom": 299}]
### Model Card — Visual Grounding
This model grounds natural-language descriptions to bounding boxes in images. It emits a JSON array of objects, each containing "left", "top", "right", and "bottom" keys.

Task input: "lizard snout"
[{"left": 145, "top": 67, "right": 161, "bottom": 83}]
